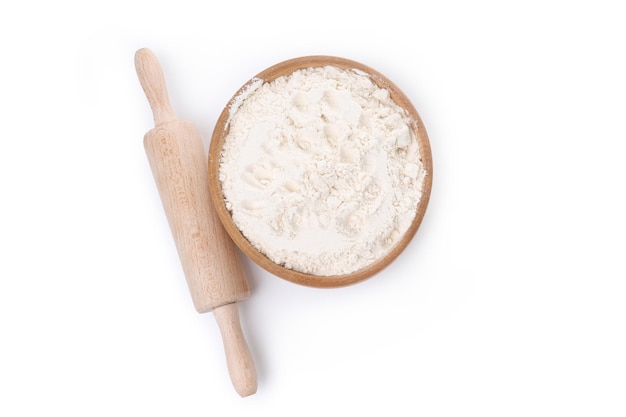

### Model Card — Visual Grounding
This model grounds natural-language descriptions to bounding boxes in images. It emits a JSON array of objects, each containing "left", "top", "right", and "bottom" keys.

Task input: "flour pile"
[{"left": 219, "top": 66, "right": 426, "bottom": 276}]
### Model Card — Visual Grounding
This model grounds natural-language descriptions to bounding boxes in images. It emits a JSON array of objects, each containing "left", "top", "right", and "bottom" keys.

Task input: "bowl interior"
[{"left": 208, "top": 56, "right": 432, "bottom": 288}]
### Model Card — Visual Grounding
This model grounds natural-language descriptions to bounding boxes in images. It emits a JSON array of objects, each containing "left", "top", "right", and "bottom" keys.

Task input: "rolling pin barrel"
[
  {"left": 136, "top": 48, "right": 257, "bottom": 397},
  {"left": 143, "top": 121, "right": 250, "bottom": 313}
]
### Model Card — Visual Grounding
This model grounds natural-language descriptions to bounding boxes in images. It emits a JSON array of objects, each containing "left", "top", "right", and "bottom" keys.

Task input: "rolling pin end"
[{"left": 212, "top": 302, "right": 258, "bottom": 397}]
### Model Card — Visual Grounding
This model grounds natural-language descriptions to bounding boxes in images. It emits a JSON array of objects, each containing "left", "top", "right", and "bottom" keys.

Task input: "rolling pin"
[{"left": 135, "top": 48, "right": 257, "bottom": 397}]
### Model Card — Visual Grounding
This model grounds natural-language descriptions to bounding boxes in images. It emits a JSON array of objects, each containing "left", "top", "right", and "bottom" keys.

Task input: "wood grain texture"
[
  {"left": 136, "top": 48, "right": 256, "bottom": 396},
  {"left": 208, "top": 56, "right": 433, "bottom": 288}
]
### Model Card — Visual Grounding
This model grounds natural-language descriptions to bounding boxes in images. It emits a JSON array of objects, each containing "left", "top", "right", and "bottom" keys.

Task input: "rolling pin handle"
[
  {"left": 135, "top": 48, "right": 177, "bottom": 125},
  {"left": 212, "top": 302, "right": 258, "bottom": 397}
]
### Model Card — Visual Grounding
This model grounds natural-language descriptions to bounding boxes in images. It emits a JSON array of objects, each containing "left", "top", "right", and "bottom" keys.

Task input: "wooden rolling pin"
[{"left": 135, "top": 48, "right": 257, "bottom": 397}]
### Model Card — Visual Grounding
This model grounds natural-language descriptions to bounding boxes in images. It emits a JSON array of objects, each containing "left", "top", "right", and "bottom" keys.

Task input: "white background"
[{"left": 1, "top": 1, "right": 625, "bottom": 415}]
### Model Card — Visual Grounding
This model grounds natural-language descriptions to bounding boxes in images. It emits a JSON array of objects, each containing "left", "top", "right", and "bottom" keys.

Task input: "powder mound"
[{"left": 219, "top": 66, "right": 426, "bottom": 276}]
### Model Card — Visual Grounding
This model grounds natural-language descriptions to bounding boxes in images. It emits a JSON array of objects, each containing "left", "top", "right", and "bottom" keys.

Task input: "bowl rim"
[{"left": 208, "top": 55, "right": 433, "bottom": 288}]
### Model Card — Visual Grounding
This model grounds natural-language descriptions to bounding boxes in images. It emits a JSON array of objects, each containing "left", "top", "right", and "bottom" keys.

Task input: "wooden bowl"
[{"left": 208, "top": 56, "right": 432, "bottom": 288}]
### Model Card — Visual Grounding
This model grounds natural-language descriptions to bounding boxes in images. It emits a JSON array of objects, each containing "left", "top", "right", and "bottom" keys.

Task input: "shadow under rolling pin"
[{"left": 135, "top": 48, "right": 257, "bottom": 397}]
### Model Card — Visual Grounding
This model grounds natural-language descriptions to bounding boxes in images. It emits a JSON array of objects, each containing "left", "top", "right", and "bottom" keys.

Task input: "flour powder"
[{"left": 219, "top": 66, "right": 426, "bottom": 276}]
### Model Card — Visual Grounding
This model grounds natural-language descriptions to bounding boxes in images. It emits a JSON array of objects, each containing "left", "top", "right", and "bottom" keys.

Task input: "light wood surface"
[
  {"left": 136, "top": 48, "right": 257, "bottom": 397},
  {"left": 208, "top": 56, "right": 433, "bottom": 288}
]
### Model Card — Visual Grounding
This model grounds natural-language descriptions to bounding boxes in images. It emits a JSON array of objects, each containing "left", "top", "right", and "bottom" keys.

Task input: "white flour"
[{"left": 219, "top": 66, "right": 426, "bottom": 276}]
